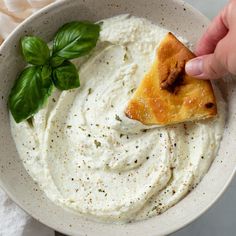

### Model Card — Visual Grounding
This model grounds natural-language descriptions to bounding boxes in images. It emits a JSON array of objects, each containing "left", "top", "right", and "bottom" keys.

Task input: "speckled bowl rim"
[{"left": 0, "top": 0, "right": 235, "bottom": 235}]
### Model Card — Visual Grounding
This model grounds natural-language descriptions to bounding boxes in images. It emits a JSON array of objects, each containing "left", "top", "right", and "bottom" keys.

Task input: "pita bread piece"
[{"left": 125, "top": 32, "right": 217, "bottom": 126}]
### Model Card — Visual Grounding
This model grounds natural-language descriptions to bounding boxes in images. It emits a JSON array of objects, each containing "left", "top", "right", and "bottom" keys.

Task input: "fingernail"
[{"left": 185, "top": 58, "right": 203, "bottom": 76}]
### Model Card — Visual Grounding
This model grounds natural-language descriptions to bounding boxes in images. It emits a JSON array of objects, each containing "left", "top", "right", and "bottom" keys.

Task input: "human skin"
[{"left": 185, "top": 0, "right": 236, "bottom": 79}]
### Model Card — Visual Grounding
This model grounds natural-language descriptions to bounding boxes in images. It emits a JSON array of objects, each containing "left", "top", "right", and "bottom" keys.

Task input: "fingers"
[
  {"left": 195, "top": 7, "right": 229, "bottom": 56},
  {"left": 186, "top": 34, "right": 232, "bottom": 79},
  {"left": 186, "top": 0, "right": 236, "bottom": 79}
]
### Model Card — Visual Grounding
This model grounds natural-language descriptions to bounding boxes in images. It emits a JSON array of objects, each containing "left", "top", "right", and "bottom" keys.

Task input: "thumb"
[
  {"left": 185, "top": 54, "right": 227, "bottom": 79},
  {"left": 185, "top": 34, "right": 233, "bottom": 79}
]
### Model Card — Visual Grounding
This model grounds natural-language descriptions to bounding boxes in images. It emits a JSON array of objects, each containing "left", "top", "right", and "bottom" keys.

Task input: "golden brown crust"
[{"left": 125, "top": 32, "right": 217, "bottom": 126}]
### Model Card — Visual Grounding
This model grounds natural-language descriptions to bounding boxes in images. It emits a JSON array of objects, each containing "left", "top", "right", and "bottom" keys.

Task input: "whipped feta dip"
[{"left": 10, "top": 15, "right": 226, "bottom": 222}]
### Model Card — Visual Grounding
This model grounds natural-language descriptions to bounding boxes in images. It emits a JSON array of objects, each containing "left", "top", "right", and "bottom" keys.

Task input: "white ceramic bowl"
[{"left": 0, "top": 0, "right": 235, "bottom": 235}]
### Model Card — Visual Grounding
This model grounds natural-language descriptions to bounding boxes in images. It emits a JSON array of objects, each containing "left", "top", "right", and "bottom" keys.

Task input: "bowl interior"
[{"left": 0, "top": 0, "right": 235, "bottom": 235}]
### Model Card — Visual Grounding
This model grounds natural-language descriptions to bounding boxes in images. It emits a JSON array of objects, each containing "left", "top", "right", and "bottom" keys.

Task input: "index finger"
[{"left": 195, "top": 6, "right": 229, "bottom": 56}]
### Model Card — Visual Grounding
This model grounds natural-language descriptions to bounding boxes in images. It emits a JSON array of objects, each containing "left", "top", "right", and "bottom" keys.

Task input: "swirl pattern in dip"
[{"left": 10, "top": 15, "right": 225, "bottom": 222}]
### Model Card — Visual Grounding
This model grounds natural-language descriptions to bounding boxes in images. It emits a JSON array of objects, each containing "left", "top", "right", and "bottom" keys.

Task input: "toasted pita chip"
[{"left": 125, "top": 32, "right": 217, "bottom": 126}]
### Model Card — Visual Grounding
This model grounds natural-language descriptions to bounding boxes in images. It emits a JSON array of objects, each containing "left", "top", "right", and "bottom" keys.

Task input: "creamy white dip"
[{"left": 10, "top": 15, "right": 226, "bottom": 222}]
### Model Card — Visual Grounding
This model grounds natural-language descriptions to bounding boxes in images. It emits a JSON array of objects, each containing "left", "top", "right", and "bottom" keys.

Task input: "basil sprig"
[{"left": 9, "top": 21, "right": 100, "bottom": 123}]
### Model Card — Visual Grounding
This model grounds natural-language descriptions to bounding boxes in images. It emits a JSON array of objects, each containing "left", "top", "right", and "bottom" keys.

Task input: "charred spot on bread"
[
  {"left": 161, "top": 61, "right": 185, "bottom": 93},
  {"left": 205, "top": 102, "right": 215, "bottom": 109}
]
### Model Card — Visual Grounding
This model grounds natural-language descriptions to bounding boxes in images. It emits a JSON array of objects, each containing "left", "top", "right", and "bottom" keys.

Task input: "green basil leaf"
[
  {"left": 9, "top": 66, "right": 53, "bottom": 123},
  {"left": 21, "top": 36, "right": 50, "bottom": 65},
  {"left": 52, "top": 21, "right": 100, "bottom": 60},
  {"left": 52, "top": 61, "right": 80, "bottom": 90},
  {"left": 50, "top": 55, "right": 65, "bottom": 68},
  {"left": 41, "top": 65, "right": 52, "bottom": 87}
]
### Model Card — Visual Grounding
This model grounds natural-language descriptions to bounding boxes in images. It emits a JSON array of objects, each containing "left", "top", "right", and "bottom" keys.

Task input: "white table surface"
[{"left": 172, "top": 0, "right": 236, "bottom": 236}]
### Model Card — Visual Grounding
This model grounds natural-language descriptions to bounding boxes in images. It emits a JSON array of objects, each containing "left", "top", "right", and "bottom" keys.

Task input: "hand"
[{"left": 185, "top": 0, "right": 236, "bottom": 79}]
